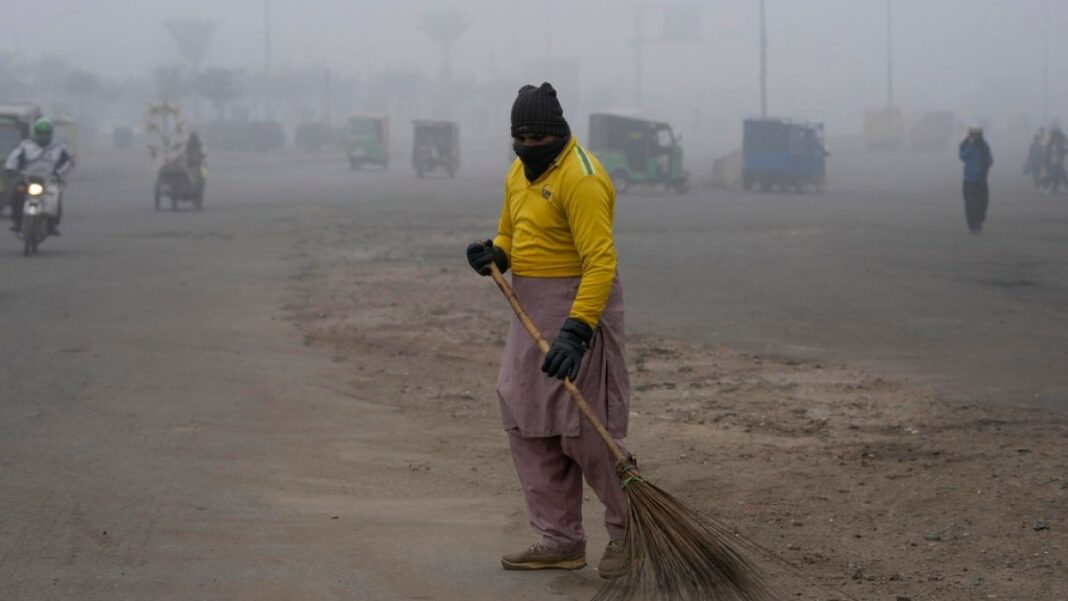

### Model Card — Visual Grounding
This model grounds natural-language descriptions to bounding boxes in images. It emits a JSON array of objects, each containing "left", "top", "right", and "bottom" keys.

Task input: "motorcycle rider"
[
  {"left": 185, "top": 130, "right": 205, "bottom": 169},
  {"left": 5, "top": 117, "right": 74, "bottom": 235}
]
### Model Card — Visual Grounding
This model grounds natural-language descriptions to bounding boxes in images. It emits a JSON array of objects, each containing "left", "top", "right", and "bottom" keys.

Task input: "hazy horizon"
[{"left": 2, "top": 0, "right": 1065, "bottom": 149}]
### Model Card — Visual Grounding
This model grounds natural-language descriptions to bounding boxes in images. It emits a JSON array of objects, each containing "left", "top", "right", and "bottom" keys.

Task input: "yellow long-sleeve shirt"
[{"left": 493, "top": 136, "right": 618, "bottom": 328}]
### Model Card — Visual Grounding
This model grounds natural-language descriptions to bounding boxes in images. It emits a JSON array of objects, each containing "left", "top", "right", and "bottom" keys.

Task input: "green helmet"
[{"left": 33, "top": 117, "right": 54, "bottom": 146}]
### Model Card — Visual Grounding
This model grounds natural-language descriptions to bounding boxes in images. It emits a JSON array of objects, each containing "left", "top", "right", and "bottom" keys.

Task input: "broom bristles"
[{"left": 593, "top": 463, "right": 775, "bottom": 601}]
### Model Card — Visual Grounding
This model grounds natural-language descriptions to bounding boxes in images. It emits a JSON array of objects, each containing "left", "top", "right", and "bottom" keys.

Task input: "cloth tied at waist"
[{"left": 496, "top": 274, "right": 629, "bottom": 438}]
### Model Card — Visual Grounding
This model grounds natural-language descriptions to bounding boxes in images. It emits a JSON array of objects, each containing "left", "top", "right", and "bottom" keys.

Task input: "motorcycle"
[{"left": 17, "top": 174, "right": 62, "bottom": 256}]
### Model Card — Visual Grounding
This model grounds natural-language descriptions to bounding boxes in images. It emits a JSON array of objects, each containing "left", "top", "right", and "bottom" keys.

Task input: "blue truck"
[{"left": 742, "top": 118, "right": 827, "bottom": 193}]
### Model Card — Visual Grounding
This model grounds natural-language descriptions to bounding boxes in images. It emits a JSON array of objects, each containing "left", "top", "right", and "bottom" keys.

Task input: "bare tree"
[
  {"left": 419, "top": 8, "right": 469, "bottom": 115},
  {"left": 164, "top": 19, "right": 217, "bottom": 71},
  {"left": 164, "top": 18, "right": 217, "bottom": 122}
]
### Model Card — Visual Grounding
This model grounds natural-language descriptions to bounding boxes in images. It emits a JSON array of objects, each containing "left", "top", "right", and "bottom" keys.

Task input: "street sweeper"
[{"left": 465, "top": 81, "right": 630, "bottom": 580}]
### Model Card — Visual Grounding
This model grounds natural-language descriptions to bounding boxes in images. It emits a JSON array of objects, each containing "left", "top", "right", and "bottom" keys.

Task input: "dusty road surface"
[{"left": 0, "top": 147, "right": 1065, "bottom": 601}]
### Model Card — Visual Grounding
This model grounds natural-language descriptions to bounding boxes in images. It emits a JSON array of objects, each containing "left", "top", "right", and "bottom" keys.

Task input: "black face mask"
[{"left": 514, "top": 135, "right": 570, "bottom": 182}]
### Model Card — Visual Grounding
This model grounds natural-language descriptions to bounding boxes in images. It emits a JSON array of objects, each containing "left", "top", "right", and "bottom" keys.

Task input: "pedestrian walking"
[
  {"left": 1044, "top": 123, "right": 1067, "bottom": 194},
  {"left": 465, "top": 82, "right": 631, "bottom": 579},
  {"left": 958, "top": 126, "right": 994, "bottom": 233}
]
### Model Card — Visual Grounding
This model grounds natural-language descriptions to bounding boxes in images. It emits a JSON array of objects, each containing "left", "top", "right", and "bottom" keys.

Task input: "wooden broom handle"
[{"left": 488, "top": 263, "right": 629, "bottom": 465}]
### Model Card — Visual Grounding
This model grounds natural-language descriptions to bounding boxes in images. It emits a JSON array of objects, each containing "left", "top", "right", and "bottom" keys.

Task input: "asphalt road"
[
  {"left": 0, "top": 151, "right": 551, "bottom": 600},
  {"left": 618, "top": 150, "right": 1068, "bottom": 406},
  {"left": 0, "top": 144, "right": 1065, "bottom": 599}
]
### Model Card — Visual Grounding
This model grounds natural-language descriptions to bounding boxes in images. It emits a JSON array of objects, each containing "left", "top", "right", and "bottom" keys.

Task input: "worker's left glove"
[{"left": 541, "top": 318, "right": 594, "bottom": 381}]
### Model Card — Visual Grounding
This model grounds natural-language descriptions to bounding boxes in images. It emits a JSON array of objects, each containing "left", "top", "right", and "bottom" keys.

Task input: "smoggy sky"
[{"left": 1, "top": 0, "right": 1065, "bottom": 134}]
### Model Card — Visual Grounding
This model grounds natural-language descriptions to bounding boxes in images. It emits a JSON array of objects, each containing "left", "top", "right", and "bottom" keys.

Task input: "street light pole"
[
  {"left": 1042, "top": 0, "right": 1050, "bottom": 125},
  {"left": 264, "top": 0, "right": 272, "bottom": 118},
  {"left": 759, "top": 0, "right": 767, "bottom": 117},
  {"left": 264, "top": 0, "right": 272, "bottom": 78},
  {"left": 886, "top": 0, "right": 893, "bottom": 108},
  {"left": 634, "top": 4, "right": 645, "bottom": 108}
]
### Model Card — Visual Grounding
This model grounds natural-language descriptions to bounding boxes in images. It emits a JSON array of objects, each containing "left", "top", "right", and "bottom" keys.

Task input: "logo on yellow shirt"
[{"left": 541, "top": 183, "right": 554, "bottom": 202}]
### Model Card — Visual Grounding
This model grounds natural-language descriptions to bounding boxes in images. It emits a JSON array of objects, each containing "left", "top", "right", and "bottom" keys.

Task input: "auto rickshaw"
[
  {"left": 412, "top": 120, "right": 459, "bottom": 178},
  {"left": 0, "top": 116, "right": 29, "bottom": 158},
  {"left": 742, "top": 118, "right": 827, "bottom": 193},
  {"left": 154, "top": 137, "right": 206, "bottom": 211},
  {"left": 346, "top": 114, "right": 389, "bottom": 170},
  {"left": 586, "top": 113, "right": 690, "bottom": 194},
  {"left": 0, "top": 104, "right": 42, "bottom": 144}
]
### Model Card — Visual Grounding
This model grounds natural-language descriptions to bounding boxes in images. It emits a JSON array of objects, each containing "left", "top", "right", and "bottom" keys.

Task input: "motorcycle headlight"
[{"left": 27, "top": 182, "right": 44, "bottom": 196}]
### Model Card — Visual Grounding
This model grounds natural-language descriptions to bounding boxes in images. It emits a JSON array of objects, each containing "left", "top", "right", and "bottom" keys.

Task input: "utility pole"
[
  {"left": 759, "top": 0, "right": 767, "bottom": 117},
  {"left": 1042, "top": 0, "right": 1050, "bottom": 125},
  {"left": 886, "top": 0, "right": 894, "bottom": 108},
  {"left": 163, "top": 18, "right": 216, "bottom": 124},
  {"left": 264, "top": 0, "right": 272, "bottom": 119},
  {"left": 264, "top": 0, "right": 272, "bottom": 79}
]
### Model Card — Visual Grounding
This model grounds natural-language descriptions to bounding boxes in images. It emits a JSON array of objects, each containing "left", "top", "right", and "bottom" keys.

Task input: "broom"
[{"left": 487, "top": 263, "right": 776, "bottom": 601}]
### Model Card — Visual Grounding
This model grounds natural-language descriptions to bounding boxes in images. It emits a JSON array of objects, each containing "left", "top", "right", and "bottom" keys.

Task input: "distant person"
[
  {"left": 1024, "top": 133, "right": 1045, "bottom": 188},
  {"left": 958, "top": 126, "right": 993, "bottom": 233},
  {"left": 465, "top": 82, "right": 630, "bottom": 580},
  {"left": 185, "top": 131, "right": 205, "bottom": 168},
  {"left": 1044, "top": 123, "right": 1067, "bottom": 194},
  {"left": 5, "top": 117, "right": 74, "bottom": 234}
]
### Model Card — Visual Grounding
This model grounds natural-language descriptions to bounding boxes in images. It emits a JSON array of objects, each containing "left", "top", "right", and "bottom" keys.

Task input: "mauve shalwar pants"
[{"left": 496, "top": 275, "right": 631, "bottom": 553}]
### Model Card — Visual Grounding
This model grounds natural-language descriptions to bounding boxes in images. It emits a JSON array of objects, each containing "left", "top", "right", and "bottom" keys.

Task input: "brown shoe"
[
  {"left": 597, "top": 540, "right": 627, "bottom": 580},
  {"left": 501, "top": 543, "right": 586, "bottom": 571}
]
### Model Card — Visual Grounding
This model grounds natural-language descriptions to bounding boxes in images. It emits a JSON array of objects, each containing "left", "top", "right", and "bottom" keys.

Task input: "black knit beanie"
[{"left": 510, "top": 82, "right": 570, "bottom": 138}]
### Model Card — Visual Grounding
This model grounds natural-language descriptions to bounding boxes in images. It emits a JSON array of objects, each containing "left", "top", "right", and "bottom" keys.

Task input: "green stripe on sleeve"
[{"left": 574, "top": 146, "right": 595, "bottom": 175}]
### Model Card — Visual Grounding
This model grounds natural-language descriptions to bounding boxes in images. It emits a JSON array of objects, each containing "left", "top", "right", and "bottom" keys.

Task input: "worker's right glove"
[
  {"left": 466, "top": 239, "right": 508, "bottom": 276},
  {"left": 542, "top": 318, "right": 594, "bottom": 381}
]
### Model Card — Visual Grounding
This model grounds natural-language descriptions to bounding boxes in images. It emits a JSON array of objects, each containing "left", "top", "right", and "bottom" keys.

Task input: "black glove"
[
  {"left": 541, "top": 318, "right": 594, "bottom": 381},
  {"left": 466, "top": 239, "right": 508, "bottom": 276}
]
